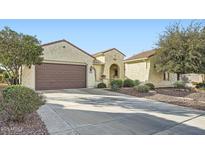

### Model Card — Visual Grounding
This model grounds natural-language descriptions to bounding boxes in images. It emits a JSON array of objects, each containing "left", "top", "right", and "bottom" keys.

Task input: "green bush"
[
  {"left": 173, "top": 81, "right": 186, "bottom": 89},
  {"left": 134, "top": 85, "right": 150, "bottom": 93},
  {"left": 123, "top": 79, "right": 134, "bottom": 87},
  {"left": 97, "top": 82, "right": 106, "bottom": 88},
  {"left": 195, "top": 82, "right": 205, "bottom": 89},
  {"left": 134, "top": 80, "right": 140, "bottom": 86},
  {"left": 145, "top": 83, "right": 155, "bottom": 90},
  {"left": 1, "top": 85, "right": 45, "bottom": 121},
  {"left": 110, "top": 79, "right": 123, "bottom": 88},
  {"left": 3, "top": 71, "right": 9, "bottom": 79},
  {"left": 111, "top": 84, "right": 120, "bottom": 91}
]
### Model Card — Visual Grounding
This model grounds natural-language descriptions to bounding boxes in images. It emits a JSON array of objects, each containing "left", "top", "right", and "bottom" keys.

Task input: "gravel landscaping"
[
  {"left": 118, "top": 87, "right": 205, "bottom": 111},
  {"left": 0, "top": 84, "right": 48, "bottom": 135}
]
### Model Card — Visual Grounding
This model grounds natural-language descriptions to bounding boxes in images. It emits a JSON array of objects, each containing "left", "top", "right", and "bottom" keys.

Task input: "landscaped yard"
[
  {"left": 118, "top": 87, "right": 205, "bottom": 111},
  {"left": 0, "top": 84, "right": 48, "bottom": 135}
]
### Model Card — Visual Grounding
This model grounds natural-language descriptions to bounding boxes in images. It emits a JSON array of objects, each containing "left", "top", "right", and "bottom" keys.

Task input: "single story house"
[
  {"left": 124, "top": 50, "right": 205, "bottom": 87},
  {"left": 22, "top": 39, "right": 204, "bottom": 90},
  {"left": 22, "top": 39, "right": 125, "bottom": 90}
]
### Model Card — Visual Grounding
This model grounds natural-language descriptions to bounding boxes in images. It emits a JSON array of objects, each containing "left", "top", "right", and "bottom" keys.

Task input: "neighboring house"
[
  {"left": 22, "top": 40, "right": 95, "bottom": 90},
  {"left": 93, "top": 48, "right": 125, "bottom": 86},
  {"left": 124, "top": 50, "right": 205, "bottom": 87}
]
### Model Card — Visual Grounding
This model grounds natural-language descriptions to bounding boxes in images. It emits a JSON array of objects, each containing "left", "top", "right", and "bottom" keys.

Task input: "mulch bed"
[
  {"left": 0, "top": 112, "right": 48, "bottom": 135},
  {"left": 118, "top": 87, "right": 205, "bottom": 111},
  {"left": 0, "top": 84, "right": 48, "bottom": 135}
]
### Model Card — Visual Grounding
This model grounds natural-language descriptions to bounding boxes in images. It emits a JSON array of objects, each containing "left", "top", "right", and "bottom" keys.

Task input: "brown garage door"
[{"left": 35, "top": 63, "right": 86, "bottom": 90}]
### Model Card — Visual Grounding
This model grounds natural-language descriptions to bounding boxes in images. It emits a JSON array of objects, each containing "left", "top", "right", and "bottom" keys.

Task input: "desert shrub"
[
  {"left": 123, "top": 79, "right": 135, "bottom": 87},
  {"left": 110, "top": 79, "right": 123, "bottom": 88},
  {"left": 97, "top": 82, "right": 106, "bottom": 88},
  {"left": 173, "top": 81, "right": 186, "bottom": 89},
  {"left": 145, "top": 83, "right": 155, "bottom": 90},
  {"left": 1, "top": 85, "right": 45, "bottom": 121},
  {"left": 134, "top": 85, "right": 150, "bottom": 93},
  {"left": 134, "top": 80, "right": 140, "bottom": 86},
  {"left": 111, "top": 84, "right": 120, "bottom": 91},
  {"left": 195, "top": 82, "right": 205, "bottom": 89}
]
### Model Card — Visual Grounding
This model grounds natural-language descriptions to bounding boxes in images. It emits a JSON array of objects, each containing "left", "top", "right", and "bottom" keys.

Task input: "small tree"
[
  {"left": 155, "top": 22, "right": 205, "bottom": 80},
  {"left": 0, "top": 27, "right": 44, "bottom": 85}
]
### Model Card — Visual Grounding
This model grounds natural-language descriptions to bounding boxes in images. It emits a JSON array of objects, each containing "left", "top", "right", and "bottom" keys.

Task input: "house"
[
  {"left": 22, "top": 39, "right": 126, "bottom": 90},
  {"left": 124, "top": 50, "right": 205, "bottom": 87},
  {"left": 22, "top": 39, "right": 96, "bottom": 90},
  {"left": 93, "top": 48, "right": 125, "bottom": 86},
  {"left": 22, "top": 39, "right": 204, "bottom": 90}
]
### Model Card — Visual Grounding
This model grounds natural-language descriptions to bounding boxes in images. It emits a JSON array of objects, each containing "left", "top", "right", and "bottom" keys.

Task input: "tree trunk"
[{"left": 20, "top": 66, "right": 22, "bottom": 84}]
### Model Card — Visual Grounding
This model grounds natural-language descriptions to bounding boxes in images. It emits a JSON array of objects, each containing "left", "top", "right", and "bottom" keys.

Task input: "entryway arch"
[{"left": 109, "top": 64, "right": 120, "bottom": 80}]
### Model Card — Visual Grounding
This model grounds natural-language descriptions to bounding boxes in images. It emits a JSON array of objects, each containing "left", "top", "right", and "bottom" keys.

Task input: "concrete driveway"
[{"left": 37, "top": 88, "right": 205, "bottom": 135}]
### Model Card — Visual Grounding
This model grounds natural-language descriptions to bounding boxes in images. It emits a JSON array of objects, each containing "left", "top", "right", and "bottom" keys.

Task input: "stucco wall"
[
  {"left": 148, "top": 56, "right": 177, "bottom": 87},
  {"left": 125, "top": 56, "right": 180, "bottom": 87},
  {"left": 22, "top": 65, "right": 35, "bottom": 89},
  {"left": 125, "top": 55, "right": 205, "bottom": 87},
  {"left": 93, "top": 64, "right": 104, "bottom": 82},
  {"left": 96, "top": 49, "right": 125, "bottom": 86},
  {"left": 148, "top": 56, "right": 205, "bottom": 87},
  {"left": 22, "top": 41, "right": 95, "bottom": 89},
  {"left": 125, "top": 59, "right": 150, "bottom": 82},
  {"left": 96, "top": 56, "right": 105, "bottom": 63}
]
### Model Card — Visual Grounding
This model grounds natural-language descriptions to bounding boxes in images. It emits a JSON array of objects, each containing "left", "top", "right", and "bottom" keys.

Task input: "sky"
[{"left": 0, "top": 19, "right": 195, "bottom": 57}]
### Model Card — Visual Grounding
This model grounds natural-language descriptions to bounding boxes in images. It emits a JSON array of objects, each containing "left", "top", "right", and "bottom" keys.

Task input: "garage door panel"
[{"left": 35, "top": 63, "right": 86, "bottom": 90}]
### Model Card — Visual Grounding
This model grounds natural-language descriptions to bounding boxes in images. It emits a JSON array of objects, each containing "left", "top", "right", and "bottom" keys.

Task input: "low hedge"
[
  {"left": 134, "top": 85, "right": 150, "bottom": 93},
  {"left": 111, "top": 79, "right": 123, "bottom": 88},
  {"left": 145, "top": 83, "right": 155, "bottom": 90},
  {"left": 1, "top": 85, "right": 45, "bottom": 121},
  {"left": 110, "top": 79, "right": 123, "bottom": 91},
  {"left": 97, "top": 82, "right": 106, "bottom": 88},
  {"left": 134, "top": 80, "right": 140, "bottom": 86},
  {"left": 123, "top": 79, "right": 135, "bottom": 87},
  {"left": 173, "top": 81, "right": 186, "bottom": 89}
]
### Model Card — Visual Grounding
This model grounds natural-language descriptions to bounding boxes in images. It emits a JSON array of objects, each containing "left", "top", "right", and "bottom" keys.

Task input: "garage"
[
  {"left": 22, "top": 39, "right": 95, "bottom": 90},
  {"left": 35, "top": 63, "right": 86, "bottom": 90}
]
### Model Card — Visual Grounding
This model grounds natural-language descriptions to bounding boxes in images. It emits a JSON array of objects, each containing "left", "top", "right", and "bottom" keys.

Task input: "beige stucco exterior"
[
  {"left": 125, "top": 55, "right": 204, "bottom": 87},
  {"left": 22, "top": 65, "right": 35, "bottom": 89},
  {"left": 22, "top": 40, "right": 95, "bottom": 90},
  {"left": 22, "top": 39, "right": 204, "bottom": 90},
  {"left": 93, "top": 49, "right": 125, "bottom": 86},
  {"left": 96, "top": 56, "right": 105, "bottom": 63},
  {"left": 125, "top": 59, "right": 150, "bottom": 82}
]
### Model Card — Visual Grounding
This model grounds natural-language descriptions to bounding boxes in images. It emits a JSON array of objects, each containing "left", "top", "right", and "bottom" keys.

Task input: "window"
[{"left": 163, "top": 72, "right": 169, "bottom": 81}]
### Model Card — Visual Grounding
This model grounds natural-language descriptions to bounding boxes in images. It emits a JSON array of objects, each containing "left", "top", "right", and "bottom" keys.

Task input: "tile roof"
[
  {"left": 93, "top": 48, "right": 126, "bottom": 57},
  {"left": 125, "top": 49, "right": 156, "bottom": 61}
]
